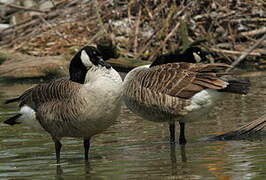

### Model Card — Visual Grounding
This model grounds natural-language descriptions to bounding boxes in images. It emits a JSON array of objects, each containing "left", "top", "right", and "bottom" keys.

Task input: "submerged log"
[{"left": 206, "top": 114, "right": 266, "bottom": 141}]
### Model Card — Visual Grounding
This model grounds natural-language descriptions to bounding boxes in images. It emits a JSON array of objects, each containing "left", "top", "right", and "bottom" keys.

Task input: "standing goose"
[
  {"left": 123, "top": 47, "right": 249, "bottom": 144},
  {"left": 3, "top": 46, "right": 123, "bottom": 163}
]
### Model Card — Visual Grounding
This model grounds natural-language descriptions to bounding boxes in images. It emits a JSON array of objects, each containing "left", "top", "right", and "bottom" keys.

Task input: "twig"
[
  {"left": 134, "top": 30, "right": 157, "bottom": 59},
  {"left": 240, "top": 27, "right": 266, "bottom": 37},
  {"left": 0, "top": 19, "right": 32, "bottom": 33},
  {"left": 0, "top": 19, "right": 41, "bottom": 45},
  {"left": 87, "top": 30, "right": 105, "bottom": 45},
  {"left": 142, "top": 3, "right": 153, "bottom": 19},
  {"left": 94, "top": 0, "right": 106, "bottom": 33},
  {"left": 37, "top": 15, "right": 71, "bottom": 44},
  {"left": 0, "top": 2, "right": 48, "bottom": 13},
  {"left": 146, "top": 2, "right": 190, "bottom": 61},
  {"left": 127, "top": 0, "right": 136, "bottom": 21},
  {"left": 228, "top": 27, "right": 266, "bottom": 40},
  {"left": 148, "top": 21, "right": 180, "bottom": 62},
  {"left": 134, "top": 8, "right": 141, "bottom": 56},
  {"left": 164, "top": 22, "right": 180, "bottom": 44},
  {"left": 226, "top": 33, "right": 266, "bottom": 72},
  {"left": 49, "top": 0, "right": 56, "bottom": 8},
  {"left": 227, "top": 18, "right": 266, "bottom": 23},
  {"left": 210, "top": 48, "right": 261, "bottom": 56},
  {"left": 0, "top": 4, "right": 66, "bottom": 34}
]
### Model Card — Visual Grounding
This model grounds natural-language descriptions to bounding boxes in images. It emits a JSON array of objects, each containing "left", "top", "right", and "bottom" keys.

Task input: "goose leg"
[
  {"left": 53, "top": 138, "right": 62, "bottom": 164},
  {"left": 169, "top": 122, "right": 176, "bottom": 144},
  {"left": 179, "top": 122, "right": 187, "bottom": 145},
  {"left": 180, "top": 144, "right": 187, "bottom": 162},
  {"left": 84, "top": 138, "right": 91, "bottom": 161}
]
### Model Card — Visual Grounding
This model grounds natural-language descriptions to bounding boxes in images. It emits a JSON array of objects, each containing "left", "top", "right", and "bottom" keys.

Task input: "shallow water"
[{"left": 1, "top": 73, "right": 266, "bottom": 179}]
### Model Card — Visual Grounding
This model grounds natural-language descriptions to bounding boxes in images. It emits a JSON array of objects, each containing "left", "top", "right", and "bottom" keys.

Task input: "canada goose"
[
  {"left": 123, "top": 47, "right": 249, "bottom": 144},
  {"left": 150, "top": 47, "right": 207, "bottom": 67},
  {"left": 3, "top": 46, "right": 123, "bottom": 163},
  {"left": 206, "top": 114, "right": 266, "bottom": 141}
]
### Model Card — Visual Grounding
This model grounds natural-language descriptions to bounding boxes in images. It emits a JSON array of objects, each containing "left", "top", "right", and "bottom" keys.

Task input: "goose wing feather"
[
  {"left": 135, "top": 63, "right": 231, "bottom": 99},
  {"left": 17, "top": 79, "right": 82, "bottom": 109}
]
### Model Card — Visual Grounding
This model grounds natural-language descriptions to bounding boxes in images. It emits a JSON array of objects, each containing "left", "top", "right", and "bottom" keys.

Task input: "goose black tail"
[
  {"left": 5, "top": 97, "right": 20, "bottom": 104},
  {"left": 4, "top": 114, "right": 22, "bottom": 125},
  {"left": 219, "top": 79, "right": 250, "bottom": 94}
]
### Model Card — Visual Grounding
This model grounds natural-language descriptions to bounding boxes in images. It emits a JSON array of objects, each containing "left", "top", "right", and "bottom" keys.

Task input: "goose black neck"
[{"left": 69, "top": 54, "right": 87, "bottom": 84}]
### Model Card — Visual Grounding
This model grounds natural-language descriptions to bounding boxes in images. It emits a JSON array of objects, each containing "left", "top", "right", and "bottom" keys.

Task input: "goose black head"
[
  {"left": 150, "top": 47, "right": 208, "bottom": 67},
  {"left": 182, "top": 47, "right": 207, "bottom": 63},
  {"left": 69, "top": 46, "right": 111, "bottom": 84}
]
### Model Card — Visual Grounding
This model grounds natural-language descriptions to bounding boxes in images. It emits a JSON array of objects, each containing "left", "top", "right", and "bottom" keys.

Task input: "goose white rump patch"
[
  {"left": 185, "top": 89, "right": 222, "bottom": 112},
  {"left": 19, "top": 105, "right": 44, "bottom": 131}
]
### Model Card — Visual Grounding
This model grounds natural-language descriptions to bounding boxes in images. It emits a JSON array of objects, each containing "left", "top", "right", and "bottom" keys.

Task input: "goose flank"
[
  {"left": 123, "top": 47, "right": 250, "bottom": 144},
  {"left": 4, "top": 46, "right": 123, "bottom": 163}
]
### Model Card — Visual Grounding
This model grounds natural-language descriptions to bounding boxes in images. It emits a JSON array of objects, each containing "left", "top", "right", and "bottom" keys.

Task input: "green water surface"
[{"left": 0, "top": 73, "right": 266, "bottom": 179}]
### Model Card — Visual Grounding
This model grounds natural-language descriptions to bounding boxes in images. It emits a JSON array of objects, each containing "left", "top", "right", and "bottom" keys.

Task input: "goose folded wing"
[
  {"left": 16, "top": 79, "right": 82, "bottom": 109},
  {"left": 139, "top": 63, "right": 231, "bottom": 99}
]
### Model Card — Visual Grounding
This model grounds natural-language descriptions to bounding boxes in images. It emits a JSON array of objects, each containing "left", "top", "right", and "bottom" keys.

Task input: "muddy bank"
[
  {"left": 0, "top": 49, "right": 68, "bottom": 79},
  {"left": 0, "top": 48, "right": 147, "bottom": 79}
]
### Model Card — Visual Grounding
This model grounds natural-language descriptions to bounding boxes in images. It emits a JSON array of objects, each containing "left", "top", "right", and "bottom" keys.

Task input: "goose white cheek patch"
[
  {"left": 81, "top": 50, "right": 93, "bottom": 67},
  {"left": 193, "top": 52, "right": 201, "bottom": 63}
]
